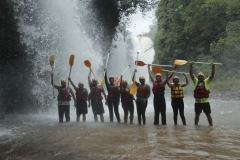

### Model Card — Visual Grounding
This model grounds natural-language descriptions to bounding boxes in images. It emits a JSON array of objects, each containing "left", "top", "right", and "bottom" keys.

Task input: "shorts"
[{"left": 195, "top": 102, "right": 211, "bottom": 114}]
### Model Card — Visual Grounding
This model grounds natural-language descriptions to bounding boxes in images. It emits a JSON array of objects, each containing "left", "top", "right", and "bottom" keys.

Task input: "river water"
[{"left": 1, "top": 96, "right": 240, "bottom": 160}]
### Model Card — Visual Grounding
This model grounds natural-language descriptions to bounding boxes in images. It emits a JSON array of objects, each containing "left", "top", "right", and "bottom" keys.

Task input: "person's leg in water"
[
  {"left": 65, "top": 105, "right": 70, "bottom": 122},
  {"left": 113, "top": 101, "right": 121, "bottom": 123},
  {"left": 136, "top": 101, "right": 141, "bottom": 125},
  {"left": 129, "top": 102, "right": 134, "bottom": 124},
  {"left": 178, "top": 99, "right": 186, "bottom": 125},
  {"left": 122, "top": 103, "right": 128, "bottom": 123},
  {"left": 195, "top": 103, "right": 202, "bottom": 125},
  {"left": 142, "top": 101, "right": 148, "bottom": 125},
  {"left": 83, "top": 114, "right": 86, "bottom": 122},
  {"left": 153, "top": 100, "right": 160, "bottom": 125},
  {"left": 172, "top": 99, "right": 178, "bottom": 125},
  {"left": 205, "top": 113, "right": 213, "bottom": 126},
  {"left": 108, "top": 99, "right": 114, "bottom": 122},
  {"left": 160, "top": 99, "right": 166, "bottom": 125},
  {"left": 100, "top": 114, "right": 104, "bottom": 122},
  {"left": 58, "top": 105, "right": 64, "bottom": 123}
]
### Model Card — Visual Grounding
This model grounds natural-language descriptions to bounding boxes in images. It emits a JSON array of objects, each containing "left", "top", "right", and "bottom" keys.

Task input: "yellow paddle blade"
[
  {"left": 49, "top": 55, "right": 54, "bottom": 66},
  {"left": 174, "top": 60, "right": 188, "bottom": 65},
  {"left": 152, "top": 67, "right": 164, "bottom": 73},
  {"left": 135, "top": 60, "right": 146, "bottom": 66},
  {"left": 130, "top": 82, "right": 137, "bottom": 95},
  {"left": 84, "top": 60, "right": 91, "bottom": 67},
  {"left": 69, "top": 54, "right": 75, "bottom": 66},
  {"left": 99, "top": 76, "right": 105, "bottom": 89}
]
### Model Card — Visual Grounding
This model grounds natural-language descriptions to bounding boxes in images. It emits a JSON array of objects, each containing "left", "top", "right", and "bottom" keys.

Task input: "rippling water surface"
[{"left": 0, "top": 97, "right": 240, "bottom": 160}]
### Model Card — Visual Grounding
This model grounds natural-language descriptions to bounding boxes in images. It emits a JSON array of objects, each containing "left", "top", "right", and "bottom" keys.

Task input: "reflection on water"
[{"left": 0, "top": 98, "right": 240, "bottom": 159}]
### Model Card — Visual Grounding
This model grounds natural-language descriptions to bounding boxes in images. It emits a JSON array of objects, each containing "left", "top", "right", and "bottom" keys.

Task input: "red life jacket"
[
  {"left": 194, "top": 81, "right": 210, "bottom": 98},
  {"left": 108, "top": 84, "right": 119, "bottom": 98},
  {"left": 137, "top": 84, "right": 149, "bottom": 98},
  {"left": 152, "top": 80, "right": 165, "bottom": 95},
  {"left": 76, "top": 88, "right": 88, "bottom": 101},
  {"left": 57, "top": 87, "right": 71, "bottom": 101},
  {"left": 121, "top": 87, "right": 133, "bottom": 103},
  {"left": 90, "top": 85, "right": 102, "bottom": 100}
]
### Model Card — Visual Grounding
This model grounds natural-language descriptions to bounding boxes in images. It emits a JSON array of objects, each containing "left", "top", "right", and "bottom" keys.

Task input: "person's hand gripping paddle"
[
  {"left": 100, "top": 51, "right": 110, "bottom": 89},
  {"left": 67, "top": 55, "right": 75, "bottom": 97}
]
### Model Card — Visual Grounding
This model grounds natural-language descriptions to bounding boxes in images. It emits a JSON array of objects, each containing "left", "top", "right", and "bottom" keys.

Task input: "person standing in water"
[
  {"left": 120, "top": 75, "right": 135, "bottom": 124},
  {"left": 189, "top": 62, "right": 215, "bottom": 126},
  {"left": 148, "top": 65, "right": 169, "bottom": 125},
  {"left": 132, "top": 69, "right": 150, "bottom": 125},
  {"left": 68, "top": 78, "right": 89, "bottom": 122},
  {"left": 51, "top": 74, "right": 76, "bottom": 123},
  {"left": 104, "top": 68, "right": 121, "bottom": 123},
  {"left": 88, "top": 69, "right": 107, "bottom": 122},
  {"left": 167, "top": 73, "right": 189, "bottom": 125}
]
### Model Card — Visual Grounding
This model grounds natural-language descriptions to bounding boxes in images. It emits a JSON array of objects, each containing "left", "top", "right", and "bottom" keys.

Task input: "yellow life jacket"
[{"left": 171, "top": 83, "right": 184, "bottom": 98}]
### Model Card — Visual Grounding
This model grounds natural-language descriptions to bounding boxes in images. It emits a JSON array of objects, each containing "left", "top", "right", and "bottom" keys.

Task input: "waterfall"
[
  {"left": 10, "top": 0, "right": 103, "bottom": 110},
  {"left": 131, "top": 36, "right": 154, "bottom": 84},
  {"left": 4, "top": 0, "right": 154, "bottom": 112}
]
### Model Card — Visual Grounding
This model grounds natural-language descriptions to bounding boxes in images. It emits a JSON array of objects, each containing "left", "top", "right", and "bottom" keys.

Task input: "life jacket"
[
  {"left": 121, "top": 87, "right": 133, "bottom": 103},
  {"left": 171, "top": 83, "right": 184, "bottom": 98},
  {"left": 57, "top": 87, "right": 71, "bottom": 101},
  {"left": 137, "top": 84, "right": 149, "bottom": 98},
  {"left": 107, "top": 84, "right": 119, "bottom": 98},
  {"left": 90, "top": 85, "right": 103, "bottom": 100},
  {"left": 194, "top": 81, "right": 210, "bottom": 98},
  {"left": 152, "top": 80, "right": 165, "bottom": 95},
  {"left": 76, "top": 88, "right": 88, "bottom": 101}
]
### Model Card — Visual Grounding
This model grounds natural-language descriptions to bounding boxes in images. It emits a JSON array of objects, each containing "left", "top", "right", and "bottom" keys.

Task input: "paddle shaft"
[
  {"left": 151, "top": 64, "right": 174, "bottom": 68},
  {"left": 163, "top": 70, "right": 189, "bottom": 74},
  {"left": 66, "top": 67, "right": 72, "bottom": 98},
  {"left": 51, "top": 66, "right": 55, "bottom": 98},
  {"left": 193, "top": 62, "right": 225, "bottom": 65},
  {"left": 122, "top": 65, "right": 131, "bottom": 75}
]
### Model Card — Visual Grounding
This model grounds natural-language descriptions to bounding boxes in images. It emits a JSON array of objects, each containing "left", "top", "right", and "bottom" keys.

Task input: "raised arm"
[
  {"left": 163, "top": 72, "right": 169, "bottom": 85},
  {"left": 68, "top": 78, "right": 77, "bottom": 90},
  {"left": 148, "top": 64, "right": 154, "bottom": 83},
  {"left": 51, "top": 73, "right": 60, "bottom": 89},
  {"left": 189, "top": 61, "right": 195, "bottom": 81},
  {"left": 181, "top": 73, "right": 189, "bottom": 87},
  {"left": 104, "top": 68, "right": 110, "bottom": 90},
  {"left": 88, "top": 69, "right": 92, "bottom": 87},
  {"left": 132, "top": 69, "right": 137, "bottom": 82},
  {"left": 69, "top": 88, "right": 76, "bottom": 106},
  {"left": 120, "top": 75, "right": 123, "bottom": 92},
  {"left": 166, "top": 72, "right": 173, "bottom": 88},
  {"left": 209, "top": 63, "right": 215, "bottom": 81}
]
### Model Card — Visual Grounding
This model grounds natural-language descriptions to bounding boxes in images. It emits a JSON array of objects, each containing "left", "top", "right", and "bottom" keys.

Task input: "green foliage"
[{"left": 154, "top": 0, "right": 240, "bottom": 84}]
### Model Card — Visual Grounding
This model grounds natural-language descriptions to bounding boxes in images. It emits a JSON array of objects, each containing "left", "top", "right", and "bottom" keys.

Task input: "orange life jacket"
[
  {"left": 152, "top": 80, "right": 165, "bottom": 95},
  {"left": 137, "top": 84, "right": 149, "bottom": 98},
  {"left": 194, "top": 81, "right": 210, "bottom": 98},
  {"left": 76, "top": 88, "right": 88, "bottom": 101},
  {"left": 57, "top": 87, "right": 71, "bottom": 101}
]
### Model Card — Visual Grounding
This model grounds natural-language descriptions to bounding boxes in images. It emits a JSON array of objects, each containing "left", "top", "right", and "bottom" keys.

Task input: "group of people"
[{"left": 51, "top": 62, "right": 215, "bottom": 126}]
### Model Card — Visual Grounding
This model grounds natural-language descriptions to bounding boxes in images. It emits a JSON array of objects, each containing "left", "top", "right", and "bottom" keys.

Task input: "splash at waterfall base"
[{"left": 0, "top": 98, "right": 240, "bottom": 159}]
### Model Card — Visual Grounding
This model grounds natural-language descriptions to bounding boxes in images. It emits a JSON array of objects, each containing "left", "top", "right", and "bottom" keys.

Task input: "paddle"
[
  {"left": 130, "top": 52, "right": 139, "bottom": 95},
  {"left": 135, "top": 60, "right": 174, "bottom": 68},
  {"left": 100, "top": 51, "right": 110, "bottom": 89},
  {"left": 122, "top": 65, "right": 131, "bottom": 75},
  {"left": 84, "top": 60, "right": 95, "bottom": 77},
  {"left": 67, "top": 55, "right": 75, "bottom": 97},
  {"left": 152, "top": 67, "right": 189, "bottom": 74},
  {"left": 114, "top": 65, "right": 131, "bottom": 85},
  {"left": 174, "top": 60, "right": 225, "bottom": 66},
  {"left": 49, "top": 55, "right": 55, "bottom": 98}
]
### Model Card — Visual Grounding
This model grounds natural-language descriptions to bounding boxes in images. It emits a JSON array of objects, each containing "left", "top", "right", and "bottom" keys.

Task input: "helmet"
[
  {"left": 139, "top": 76, "right": 145, "bottom": 80},
  {"left": 109, "top": 75, "right": 114, "bottom": 79},
  {"left": 198, "top": 72, "right": 205, "bottom": 77},
  {"left": 173, "top": 76, "right": 179, "bottom": 80},
  {"left": 61, "top": 78, "right": 66, "bottom": 83},
  {"left": 122, "top": 79, "right": 127, "bottom": 83},
  {"left": 156, "top": 73, "right": 162, "bottom": 77},
  {"left": 78, "top": 82, "right": 84, "bottom": 86},
  {"left": 92, "top": 78, "right": 98, "bottom": 82}
]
